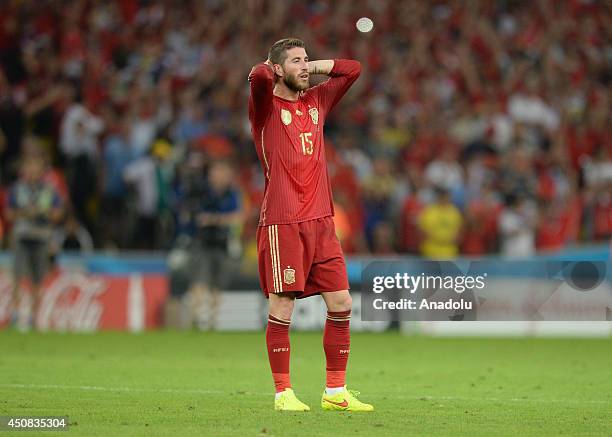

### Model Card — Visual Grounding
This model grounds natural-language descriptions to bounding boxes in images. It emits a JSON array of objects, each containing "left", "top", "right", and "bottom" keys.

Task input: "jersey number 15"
[{"left": 299, "top": 132, "right": 314, "bottom": 155}]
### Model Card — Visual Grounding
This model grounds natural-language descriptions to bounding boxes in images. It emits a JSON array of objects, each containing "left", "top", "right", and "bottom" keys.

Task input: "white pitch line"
[
  {"left": 0, "top": 383, "right": 610, "bottom": 405},
  {"left": 0, "top": 383, "right": 269, "bottom": 397},
  {"left": 387, "top": 394, "right": 611, "bottom": 405}
]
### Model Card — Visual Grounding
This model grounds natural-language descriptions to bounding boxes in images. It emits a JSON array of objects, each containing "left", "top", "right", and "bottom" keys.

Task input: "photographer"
[
  {"left": 6, "top": 155, "right": 63, "bottom": 330},
  {"left": 189, "top": 160, "right": 241, "bottom": 330}
]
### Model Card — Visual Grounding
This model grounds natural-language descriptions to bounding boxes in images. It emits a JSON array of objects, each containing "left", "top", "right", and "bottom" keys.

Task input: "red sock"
[
  {"left": 266, "top": 314, "right": 291, "bottom": 393},
  {"left": 324, "top": 310, "right": 351, "bottom": 388}
]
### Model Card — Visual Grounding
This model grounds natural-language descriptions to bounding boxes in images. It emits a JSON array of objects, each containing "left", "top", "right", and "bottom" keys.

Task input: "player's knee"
[
  {"left": 269, "top": 295, "right": 295, "bottom": 320},
  {"left": 327, "top": 291, "right": 352, "bottom": 312},
  {"left": 340, "top": 292, "right": 352, "bottom": 311}
]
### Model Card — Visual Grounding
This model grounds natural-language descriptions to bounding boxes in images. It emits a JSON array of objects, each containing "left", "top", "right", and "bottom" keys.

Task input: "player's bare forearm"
[{"left": 308, "top": 60, "right": 335, "bottom": 75}]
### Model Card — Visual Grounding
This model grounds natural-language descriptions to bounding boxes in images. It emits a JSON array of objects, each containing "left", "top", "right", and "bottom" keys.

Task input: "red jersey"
[{"left": 248, "top": 59, "right": 361, "bottom": 225}]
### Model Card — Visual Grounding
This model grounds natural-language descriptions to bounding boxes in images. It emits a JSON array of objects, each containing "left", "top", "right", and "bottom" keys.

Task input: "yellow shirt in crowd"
[{"left": 418, "top": 203, "right": 463, "bottom": 259}]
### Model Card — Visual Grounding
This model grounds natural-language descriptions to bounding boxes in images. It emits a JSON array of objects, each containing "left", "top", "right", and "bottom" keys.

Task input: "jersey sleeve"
[
  {"left": 314, "top": 59, "right": 361, "bottom": 113},
  {"left": 248, "top": 62, "right": 275, "bottom": 130}
]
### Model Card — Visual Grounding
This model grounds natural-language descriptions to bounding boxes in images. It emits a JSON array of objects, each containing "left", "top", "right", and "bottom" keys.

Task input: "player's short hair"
[{"left": 268, "top": 38, "right": 305, "bottom": 65}]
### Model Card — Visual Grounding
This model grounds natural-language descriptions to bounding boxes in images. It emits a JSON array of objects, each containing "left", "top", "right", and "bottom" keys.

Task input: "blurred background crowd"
[{"left": 0, "top": 0, "right": 610, "bottom": 260}]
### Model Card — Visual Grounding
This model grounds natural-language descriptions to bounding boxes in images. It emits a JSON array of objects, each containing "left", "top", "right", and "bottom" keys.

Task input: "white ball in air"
[{"left": 356, "top": 17, "right": 374, "bottom": 33}]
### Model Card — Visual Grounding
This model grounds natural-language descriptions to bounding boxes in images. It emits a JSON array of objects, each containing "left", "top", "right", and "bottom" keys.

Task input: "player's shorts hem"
[
  {"left": 318, "top": 288, "right": 350, "bottom": 293},
  {"left": 262, "top": 288, "right": 350, "bottom": 300}
]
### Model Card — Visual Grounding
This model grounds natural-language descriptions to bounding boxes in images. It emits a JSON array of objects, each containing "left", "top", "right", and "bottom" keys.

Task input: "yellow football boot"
[
  {"left": 321, "top": 386, "right": 374, "bottom": 412},
  {"left": 274, "top": 388, "right": 311, "bottom": 411}
]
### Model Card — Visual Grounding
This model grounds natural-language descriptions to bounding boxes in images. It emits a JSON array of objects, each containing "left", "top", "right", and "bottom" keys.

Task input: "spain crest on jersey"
[
  {"left": 281, "top": 109, "right": 292, "bottom": 125},
  {"left": 283, "top": 267, "right": 296, "bottom": 285},
  {"left": 309, "top": 107, "right": 319, "bottom": 125}
]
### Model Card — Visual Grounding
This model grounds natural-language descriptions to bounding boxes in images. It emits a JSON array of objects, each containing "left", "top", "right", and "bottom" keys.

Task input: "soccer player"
[{"left": 248, "top": 38, "right": 373, "bottom": 412}]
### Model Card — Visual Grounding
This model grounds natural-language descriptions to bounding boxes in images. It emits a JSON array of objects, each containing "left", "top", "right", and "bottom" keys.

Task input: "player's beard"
[{"left": 283, "top": 72, "right": 309, "bottom": 92}]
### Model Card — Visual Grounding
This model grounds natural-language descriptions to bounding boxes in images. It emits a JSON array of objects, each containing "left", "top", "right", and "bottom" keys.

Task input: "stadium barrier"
[{"left": 0, "top": 246, "right": 610, "bottom": 336}]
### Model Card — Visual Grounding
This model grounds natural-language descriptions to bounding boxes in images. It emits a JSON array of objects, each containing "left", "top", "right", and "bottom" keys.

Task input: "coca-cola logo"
[
  {"left": 40, "top": 270, "right": 106, "bottom": 331},
  {"left": 0, "top": 269, "right": 107, "bottom": 331}
]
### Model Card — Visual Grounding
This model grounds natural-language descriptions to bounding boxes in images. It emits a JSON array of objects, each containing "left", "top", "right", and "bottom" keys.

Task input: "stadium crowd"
[{"left": 0, "top": 0, "right": 610, "bottom": 259}]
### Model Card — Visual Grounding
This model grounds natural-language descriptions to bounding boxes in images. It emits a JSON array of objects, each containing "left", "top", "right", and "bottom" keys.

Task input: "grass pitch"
[{"left": 1, "top": 331, "right": 611, "bottom": 436}]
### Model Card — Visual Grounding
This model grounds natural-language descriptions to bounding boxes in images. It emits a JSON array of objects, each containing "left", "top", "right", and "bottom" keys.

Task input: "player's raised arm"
[
  {"left": 307, "top": 60, "right": 335, "bottom": 75},
  {"left": 310, "top": 59, "right": 361, "bottom": 112},
  {"left": 248, "top": 60, "right": 275, "bottom": 129}
]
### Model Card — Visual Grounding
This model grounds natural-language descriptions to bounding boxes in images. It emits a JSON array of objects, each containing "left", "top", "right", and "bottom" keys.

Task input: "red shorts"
[{"left": 256, "top": 216, "right": 349, "bottom": 299}]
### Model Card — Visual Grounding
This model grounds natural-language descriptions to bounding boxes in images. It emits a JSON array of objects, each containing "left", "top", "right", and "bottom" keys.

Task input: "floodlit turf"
[{"left": 0, "top": 331, "right": 611, "bottom": 436}]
